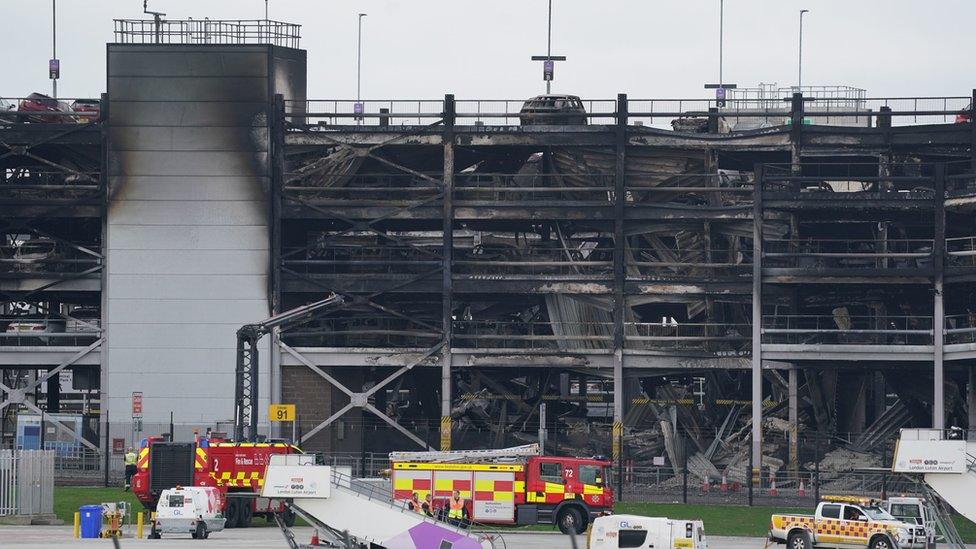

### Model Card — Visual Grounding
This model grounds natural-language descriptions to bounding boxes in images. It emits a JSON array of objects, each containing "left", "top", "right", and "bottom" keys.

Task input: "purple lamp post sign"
[
  {"left": 353, "top": 101, "right": 364, "bottom": 121},
  {"left": 543, "top": 60, "right": 554, "bottom": 81},
  {"left": 49, "top": 59, "right": 60, "bottom": 80}
]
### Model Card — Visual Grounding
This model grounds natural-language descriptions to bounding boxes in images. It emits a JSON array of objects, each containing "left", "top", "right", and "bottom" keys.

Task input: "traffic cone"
[
  {"left": 798, "top": 480, "right": 806, "bottom": 498},
  {"left": 702, "top": 478, "right": 710, "bottom": 493},
  {"left": 720, "top": 473, "right": 728, "bottom": 492},
  {"left": 310, "top": 532, "right": 320, "bottom": 546},
  {"left": 769, "top": 476, "right": 779, "bottom": 496}
]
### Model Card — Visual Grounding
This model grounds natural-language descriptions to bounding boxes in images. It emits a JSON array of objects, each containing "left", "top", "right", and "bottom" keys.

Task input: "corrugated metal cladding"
[{"left": 106, "top": 44, "right": 306, "bottom": 424}]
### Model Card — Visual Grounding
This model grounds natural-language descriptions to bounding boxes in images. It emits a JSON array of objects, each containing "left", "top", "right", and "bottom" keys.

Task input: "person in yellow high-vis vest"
[
  {"left": 123, "top": 448, "right": 137, "bottom": 491},
  {"left": 447, "top": 490, "right": 467, "bottom": 527}
]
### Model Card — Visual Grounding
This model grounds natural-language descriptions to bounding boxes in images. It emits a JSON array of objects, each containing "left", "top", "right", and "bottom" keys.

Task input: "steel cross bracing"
[{"left": 273, "top": 98, "right": 457, "bottom": 449}]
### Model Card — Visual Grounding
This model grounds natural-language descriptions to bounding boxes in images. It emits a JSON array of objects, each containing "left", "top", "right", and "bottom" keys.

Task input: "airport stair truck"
[
  {"left": 262, "top": 455, "right": 489, "bottom": 549},
  {"left": 131, "top": 436, "right": 300, "bottom": 528},
  {"left": 891, "top": 428, "right": 976, "bottom": 549},
  {"left": 389, "top": 444, "right": 614, "bottom": 535}
]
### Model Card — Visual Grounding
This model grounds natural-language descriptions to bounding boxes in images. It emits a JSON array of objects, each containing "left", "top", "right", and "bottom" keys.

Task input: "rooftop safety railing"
[
  {"left": 0, "top": 97, "right": 101, "bottom": 125},
  {"left": 286, "top": 94, "right": 973, "bottom": 129},
  {"left": 763, "top": 238, "right": 934, "bottom": 269},
  {"left": 628, "top": 247, "right": 752, "bottom": 272},
  {"left": 624, "top": 322, "right": 751, "bottom": 352},
  {"left": 946, "top": 236, "right": 976, "bottom": 267},
  {"left": 0, "top": 317, "right": 101, "bottom": 347},
  {"left": 762, "top": 314, "right": 934, "bottom": 346},
  {"left": 113, "top": 19, "right": 301, "bottom": 48},
  {"left": 945, "top": 314, "right": 976, "bottom": 345},
  {"left": 453, "top": 320, "right": 613, "bottom": 350},
  {"left": 455, "top": 246, "right": 613, "bottom": 277}
]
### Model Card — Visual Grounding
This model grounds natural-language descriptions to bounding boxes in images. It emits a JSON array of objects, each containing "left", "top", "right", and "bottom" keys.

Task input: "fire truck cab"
[
  {"left": 390, "top": 444, "right": 613, "bottom": 535},
  {"left": 132, "top": 435, "right": 301, "bottom": 528}
]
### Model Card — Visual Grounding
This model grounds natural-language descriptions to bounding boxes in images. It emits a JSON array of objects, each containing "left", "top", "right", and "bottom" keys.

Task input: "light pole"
[
  {"left": 798, "top": 9, "right": 810, "bottom": 90},
  {"left": 546, "top": 0, "right": 552, "bottom": 93},
  {"left": 719, "top": 0, "right": 724, "bottom": 88},
  {"left": 356, "top": 13, "right": 367, "bottom": 123},
  {"left": 531, "top": 0, "right": 565, "bottom": 93},
  {"left": 51, "top": 0, "right": 57, "bottom": 98},
  {"left": 264, "top": 0, "right": 268, "bottom": 20}
]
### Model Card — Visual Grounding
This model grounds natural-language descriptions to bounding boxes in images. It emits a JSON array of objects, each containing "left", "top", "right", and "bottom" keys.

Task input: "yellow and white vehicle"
[
  {"left": 770, "top": 496, "right": 927, "bottom": 549},
  {"left": 587, "top": 514, "right": 707, "bottom": 549}
]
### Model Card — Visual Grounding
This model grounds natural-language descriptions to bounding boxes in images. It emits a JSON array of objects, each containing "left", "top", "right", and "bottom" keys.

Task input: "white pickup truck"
[{"left": 770, "top": 498, "right": 927, "bottom": 549}]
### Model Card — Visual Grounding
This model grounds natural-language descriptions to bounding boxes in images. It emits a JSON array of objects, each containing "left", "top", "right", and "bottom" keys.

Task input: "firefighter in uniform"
[
  {"left": 422, "top": 494, "right": 434, "bottom": 517},
  {"left": 448, "top": 490, "right": 467, "bottom": 527},
  {"left": 123, "top": 447, "right": 137, "bottom": 491}
]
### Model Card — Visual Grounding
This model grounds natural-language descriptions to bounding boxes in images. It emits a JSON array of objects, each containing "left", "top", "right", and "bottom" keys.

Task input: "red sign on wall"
[
  {"left": 131, "top": 392, "right": 143, "bottom": 418},
  {"left": 112, "top": 438, "right": 125, "bottom": 455}
]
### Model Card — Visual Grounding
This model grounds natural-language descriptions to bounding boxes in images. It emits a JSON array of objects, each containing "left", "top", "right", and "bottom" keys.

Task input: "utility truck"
[
  {"left": 769, "top": 496, "right": 927, "bottom": 549},
  {"left": 389, "top": 444, "right": 613, "bottom": 534},
  {"left": 149, "top": 486, "right": 226, "bottom": 540},
  {"left": 587, "top": 515, "right": 707, "bottom": 549}
]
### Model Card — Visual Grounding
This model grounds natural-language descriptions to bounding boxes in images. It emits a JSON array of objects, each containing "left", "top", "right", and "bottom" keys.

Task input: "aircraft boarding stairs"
[
  {"left": 893, "top": 428, "right": 976, "bottom": 549},
  {"left": 262, "top": 456, "right": 498, "bottom": 549}
]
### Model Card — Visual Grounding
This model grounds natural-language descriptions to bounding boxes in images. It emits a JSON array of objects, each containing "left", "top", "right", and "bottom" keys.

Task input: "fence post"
[
  {"left": 682, "top": 467, "right": 688, "bottom": 504},
  {"left": 748, "top": 435, "right": 754, "bottom": 506},
  {"left": 814, "top": 436, "right": 821, "bottom": 502}
]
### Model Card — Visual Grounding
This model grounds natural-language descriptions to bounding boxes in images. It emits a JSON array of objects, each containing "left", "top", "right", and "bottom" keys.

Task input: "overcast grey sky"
[{"left": 1, "top": 0, "right": 973, "bottom": 100}]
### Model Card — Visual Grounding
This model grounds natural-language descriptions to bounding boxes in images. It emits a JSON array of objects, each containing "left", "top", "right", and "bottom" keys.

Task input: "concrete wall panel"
[
  {"left": 108, "top": 128, "right": 269, "bottom": 152},
  {"left": 108, "top": 77, "right": 269, "bottom": 102},
  {"left": 104, "top": 44, "right": 305, "bottom": 424},
  {"left": 108, "top": 225, "right": 269, "bottom": 250},
  {"left": 108, "top": 102, "right": 267, "bottom": 127},
  {"left": 107, "top": 200, "right": 266, "bottom": 226}
]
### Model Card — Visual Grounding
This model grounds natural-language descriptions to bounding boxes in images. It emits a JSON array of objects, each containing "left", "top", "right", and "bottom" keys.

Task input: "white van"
[
  {"left": 588, "top": 515, "right": 708, "bottom": 549},
  {"left": 149, "top": 486, "right": 226, "bottom": 539}
]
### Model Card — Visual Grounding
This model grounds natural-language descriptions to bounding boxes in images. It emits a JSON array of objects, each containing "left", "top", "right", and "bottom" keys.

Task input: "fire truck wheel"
[
  {"left": 194, "top": 523, "right": 207, "bottom": 540},
  {"left": 239, "top": 502, "right": 253, "bottom": 528},
  {"left": 225, "top": 499, "right": 240, "bottom": 529},
  {"left": 557, "top": 507, "right": 585, "bottom": 535}
]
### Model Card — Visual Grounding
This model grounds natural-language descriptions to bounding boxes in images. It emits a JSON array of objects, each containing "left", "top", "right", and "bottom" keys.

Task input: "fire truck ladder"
[{"left": 389, "top": 443, "right": 540, "bottom": 463}]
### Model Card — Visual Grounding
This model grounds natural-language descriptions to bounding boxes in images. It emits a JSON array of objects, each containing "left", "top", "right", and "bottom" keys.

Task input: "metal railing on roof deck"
[
  {"left": 762, "top": 314, "right": 934, "bottom": 346},
  {"left": 285, "top": 94, "right": 972, "bottom": 129},
  {"left": 112, "top": 19, "right": 301, "bottom": 48}
]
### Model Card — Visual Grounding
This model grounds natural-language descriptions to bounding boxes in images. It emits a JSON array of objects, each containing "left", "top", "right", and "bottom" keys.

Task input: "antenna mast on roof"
[{"left": 143, "top": 1, "right": 166, "bottom": 44}]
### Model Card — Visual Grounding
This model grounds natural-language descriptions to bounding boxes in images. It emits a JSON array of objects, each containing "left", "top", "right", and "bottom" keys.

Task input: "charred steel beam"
[{"left": 441, "top": 94, "right": 456, "bottom": 451}]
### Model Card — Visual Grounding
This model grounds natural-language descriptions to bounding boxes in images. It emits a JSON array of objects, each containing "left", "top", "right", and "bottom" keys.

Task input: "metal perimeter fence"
[
  {"left": 0, "top": 450, "right": 54, "bottom": 516},
  {"left": 9, "top": 418, "right": 937, "bottom": 511}
]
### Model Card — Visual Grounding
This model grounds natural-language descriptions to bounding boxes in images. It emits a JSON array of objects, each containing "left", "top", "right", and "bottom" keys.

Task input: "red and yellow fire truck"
[
  {"left": 131, "top": 435, "right": 301, "bottom": 528},
  {"left": 389, "top": 444, "right": 613, "bottom": 534}
]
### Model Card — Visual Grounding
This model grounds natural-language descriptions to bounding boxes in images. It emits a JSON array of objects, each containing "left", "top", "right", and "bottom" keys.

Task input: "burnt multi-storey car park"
[{"left": 1, "top": 19, "right": 975, "bottom": 485}]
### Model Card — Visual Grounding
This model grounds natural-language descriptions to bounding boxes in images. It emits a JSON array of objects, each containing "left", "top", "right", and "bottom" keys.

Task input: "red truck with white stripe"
[
  {"left": 131, "top": 435, "right": 301, "bottom": 528},
  {"left": 390, "top": 445, "right": 613, "bottom": 534}
]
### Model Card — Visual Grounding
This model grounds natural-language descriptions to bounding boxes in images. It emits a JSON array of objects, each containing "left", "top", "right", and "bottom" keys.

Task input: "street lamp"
[
  {"left": 719, "top": 0, "right": 724, "bottom": 88},
  {"left": 798, "top": 9, "right": 810, "bottom": 90},
  {"left": 356, "top": 13, "right": 367, "bottom": 123},
  {"left": 531, "top": 0, "right": 566, "bottom": 94}
]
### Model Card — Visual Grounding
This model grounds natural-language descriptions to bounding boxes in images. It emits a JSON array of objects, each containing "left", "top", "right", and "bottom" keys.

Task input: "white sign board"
[
  {"left": 893, "top": 439, "right": 967, "bottom": 473},
  {"left": 261, "top": 465, "right": 332, "bottom": 498}
]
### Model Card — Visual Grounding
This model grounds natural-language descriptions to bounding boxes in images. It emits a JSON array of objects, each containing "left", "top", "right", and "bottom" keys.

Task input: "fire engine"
[
  {"left": 131, "top": 435, "right": 301, "bottom": 528},
  {"left": 389, "top": 444, "right": 613, "bottom": 535}
]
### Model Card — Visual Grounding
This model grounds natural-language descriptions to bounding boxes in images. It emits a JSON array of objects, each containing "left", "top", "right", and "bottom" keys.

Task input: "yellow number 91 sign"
[{"left": 269, "top": 404, "right": 296, "bottom": 422}]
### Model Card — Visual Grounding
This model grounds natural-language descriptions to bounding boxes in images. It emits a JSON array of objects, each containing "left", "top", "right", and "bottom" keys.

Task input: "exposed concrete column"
[
  {"left": 612, "top": 94, "right": 628, "bottom": 484},
  {"left": 788, "top": 368, "right": 799, "bottom": 473},
  {"left": 440, "top": 94, "right": 455, "bottom": 450},
  {"left": 933, "top": 163, "right": 945, "bottom": 429},
  {"left": 751, "top": 164, "right": 765, "bottom": 480}
]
